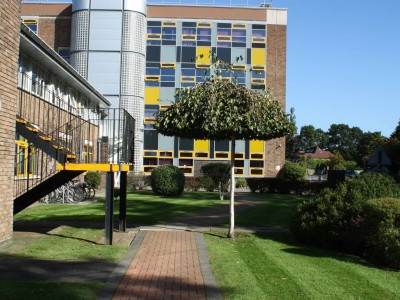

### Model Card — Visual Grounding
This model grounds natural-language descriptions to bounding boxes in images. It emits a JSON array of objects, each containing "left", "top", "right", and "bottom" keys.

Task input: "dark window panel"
[
  {"left": 182, "top": 22, "right": 196, "bottom": 27},
  {"left": 162, "top": 40, "right": 176, "bottom": 46},
  {"left": 181, "top": 47, "right": 196, "bottom": 62},
  {"left": 209, "top": 140, "right": 214, "bottom": 159},
  {"left": 174, "top": 137, "right": 179, "bottom": 158},
  {"left": 181, "top": 63, "right": 195, "bottom": 69},
  {"left": 179, "top": 138, "right": 194, "bottom": 151},
  {"left": 146, "top": 46, "right": 161, "bottom": 62},
  {"left": 161, "top": 82, "right": 175, "bottom": 87},
  {"left": 252, "top": 43, "right": 266, "bottom": 49},
  {"left": 216, "top": 48, "right": 231, "bottom": 63},
  {"left": 217, "top": 23, "right": 231, "bottom": 28},
  {"left": 232, "top": 42, "right": 246, "bottom": 48},
  {"left": 252, "top": 24, "right": 265, "bottom": 29},
  {"left": 245, "top": 140, "right": 250, "bottom": 159},
  {"left": 148, "top": 21, "right": 161, "bottom": 26},
  {"left": 145, "top": 104, "right": 159, "bottom": 110},
  {"left": 215, "top": 140, "right": 229, "bottom": 151},
  {"left": 146, "top": 62, "right": 159, "bottom": 68},
  {"left": 247, "top": 48, "right": 251, "bottom": 64},
  {"left": 197, "top": 41, "right": 211, "bottom": 47},
  {"left": 144, "top": 130, "right": 159, "bottom": 150}
]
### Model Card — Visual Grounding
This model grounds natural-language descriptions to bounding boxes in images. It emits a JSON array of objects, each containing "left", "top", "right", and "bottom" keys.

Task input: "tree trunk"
[
  {"left": 219, "top": 183, "right": 224, "bottom": 200},
  {"left": 228, "top": 138, "right": 235, "bottom": 238}
]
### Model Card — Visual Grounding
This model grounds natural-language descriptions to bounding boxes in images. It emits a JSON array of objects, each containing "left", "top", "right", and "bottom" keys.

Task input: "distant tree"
[
  {"left": 201, "top": 163, "right": 230, "bottom": 200},
  {"left": 285, "top": 135, "right": 301, "bottom": 162},
  {"left": 383, "top": 138, "right": 400, "bottom": 176},
  {"left": 356, "top": 131, "right": 387, "bottom": 168},
  {"left": 299, "top": 125, "right": 328, "bottom": 150},
  {"left": 390, "top": 119, "right": 400, "bottom": 140},
  {"left": 327, "top": 124, "right": 363, "bottom": 161}
]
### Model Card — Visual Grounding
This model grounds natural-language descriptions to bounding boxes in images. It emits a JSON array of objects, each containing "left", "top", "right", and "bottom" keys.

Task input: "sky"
[{"left": 25, "top": 0, "right": 400, "bottom": 137}]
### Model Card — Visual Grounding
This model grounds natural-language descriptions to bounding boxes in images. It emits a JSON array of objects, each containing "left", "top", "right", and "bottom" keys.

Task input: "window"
[
  {"left": 23, "top": 19, "right": 38, "bottom": 34},
  {"left": 58, "top": 48, "right": 70, "bottom": 64},
  {"left": 83, "top": 140, "right": 93, "bottom": 163},
  {"left": 15, "top": 138, "right": 37, "bottom": 177}
]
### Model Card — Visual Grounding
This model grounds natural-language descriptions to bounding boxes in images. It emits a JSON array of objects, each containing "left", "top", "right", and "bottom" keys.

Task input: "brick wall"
[
  {"left": 265, "top": 24, "right": 287, "bottom": 177},
  {"left": 0, "top": 0, "right": 20, "bottom": 243},
  {"left": 38, "top": 17, "right": 71, "bottom": 52}
]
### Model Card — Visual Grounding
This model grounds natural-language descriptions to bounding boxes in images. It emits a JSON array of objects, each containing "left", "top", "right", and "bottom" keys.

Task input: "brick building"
[
  {"left": 0, "top": 0, "right": 20, "bottom": 244},
  {"left": 21, "top": 0, "right": 288, "bottom": 178}
]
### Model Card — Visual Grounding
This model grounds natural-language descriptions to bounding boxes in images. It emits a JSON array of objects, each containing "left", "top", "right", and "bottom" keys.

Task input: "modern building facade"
[{"left": 20, "top": 0, "right": 288, "bottom": 177}]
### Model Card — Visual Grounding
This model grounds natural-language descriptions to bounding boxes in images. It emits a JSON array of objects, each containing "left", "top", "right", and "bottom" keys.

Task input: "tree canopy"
[{"left": 154, "top": 79, "right": 294, "bottom": 141}]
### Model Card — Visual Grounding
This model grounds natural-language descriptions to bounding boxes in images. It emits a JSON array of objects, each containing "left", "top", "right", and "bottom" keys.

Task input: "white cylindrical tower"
[{"left": 71, "top": 0, "right": 146, "bottom": 172}]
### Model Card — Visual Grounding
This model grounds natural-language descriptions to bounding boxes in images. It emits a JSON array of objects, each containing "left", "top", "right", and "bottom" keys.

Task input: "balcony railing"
[{"left": 147, "top": 0, "right": 272, "bottom": 7}]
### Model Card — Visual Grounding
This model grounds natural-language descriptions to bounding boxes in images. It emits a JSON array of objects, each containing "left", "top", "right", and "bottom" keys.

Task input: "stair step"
[
  {"left": 26, "top": 125, "right": 39, "bottom": 133},
  {"left": 38, "top": 134, "right": 52, "bottom": 142},
  {"left": 67, "top": 154, "right": 77, "bottom": 159},
  {"left": 52, "top": 145, "right": 64, "bottom": 150},
  {"left": 17, "top": 117, "right": 28, "bottom": 124}
]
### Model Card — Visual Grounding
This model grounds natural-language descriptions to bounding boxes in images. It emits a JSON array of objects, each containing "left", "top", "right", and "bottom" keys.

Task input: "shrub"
[
  {"left": 201, "top": 163, "right": 230, "bottom": 200},
  {"left": 362, "top": 198, "right": 400, "bottom": 268},
  {"left": 279, "top": 161, "right": 306, "bottom": 181},
  {"left": 235, "top": 178, "right": 248, "bottom": 189},
  {"left": 84, "top": 171, "right": 101, "bottom": 189},
  {"left": 291, "top": 173, "right": 400, "bottom": 252},
  {"left": 127, "top": 171, "right": 149, "bottom": 190},
  {"left": 150, "top": 165, "right": 185, "bottom": 196},
  {"left": 184, "top": 177, "right": 202, "bottom": 192}
]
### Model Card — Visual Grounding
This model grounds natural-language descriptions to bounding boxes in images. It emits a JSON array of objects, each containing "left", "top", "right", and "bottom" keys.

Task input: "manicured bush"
[
  {"left": 291, "top": 173, "right": 400, "bottom": 252},
  {"left": 127, "top": 171, "right": 149, "bottom": 190},
  {"left": 201, "top": 163, "right": 230, "bottom": 200},
  {"left": 184, "top": 177, "right": 202, "bottom": 192},
  {"left": 150, "top": 165, "right": 185, "bottom": 196},
  {"left": 279, "top": 161, "right": 307, "bottom": 181},
  {"left": 84, "top": 171, "right": 101, "bottom": 189},
  {"left": 235, "top": 178, "right": 248, "bottom": 189},
  {"left": 362, "top": 198, "right": 400, "bottom": 268},
  {"left": 246, "top": 178, "right": 328, "bottom": 195}
]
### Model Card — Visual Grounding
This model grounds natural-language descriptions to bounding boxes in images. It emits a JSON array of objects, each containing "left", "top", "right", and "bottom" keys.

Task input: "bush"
[
  {"left": 127, "top": 171, "right": 149, "bottom": 190},
  {"left": 184, "top": 177, "right": 202, "bottom": 192},
  {"left": 235, "top": 178, "right": 248, "bottom": 189},
  {"left": 279, "top": 161, "right": 307, "bottom": 181},
  {"left": 245, "top": 178, "right": 328, "bottom": 195},
  {"left": 84, "top": 171, "right": 101, "bottom": 189},
  {"left": 201, "top": 163, "right": 230, "bottom": 200},
  {"left": 291, "top": 173, "right": 400, "bottom": 252},
  {"left": 150, "top": 165, "right": 185, "bottom": 196},
  {"left": 362, "top": 198, "right": 400, "bottom": 268}
]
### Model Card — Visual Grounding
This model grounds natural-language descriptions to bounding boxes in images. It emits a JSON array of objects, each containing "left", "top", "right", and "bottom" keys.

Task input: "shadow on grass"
[{"left": 253, "top": 231, "right": 385, "bottom": 270}]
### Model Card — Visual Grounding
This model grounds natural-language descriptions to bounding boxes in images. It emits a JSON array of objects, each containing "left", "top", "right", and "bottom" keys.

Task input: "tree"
[
  {"left": 201, "top": 163, "right": 230, "bottom": 200},
  {"left": 285, "top": 135, "right": 301, "bottom": 162},
  {"left": 299, "top": 125, "right": 328, "bottom": 150},
  {"left": 390, "top": 119, "right": 400, "bottom": 140},
  {"left": 356, "top": 131, "right": 387, "bottom": 168},
  {"left": 155, "top": 57, "right": 295, "bottom": 238},
  {"left": 327, "top": 124, "right": 363, "bottom": 161}
]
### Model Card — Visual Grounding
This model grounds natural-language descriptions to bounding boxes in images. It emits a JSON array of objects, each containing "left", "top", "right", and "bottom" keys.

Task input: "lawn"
[
  {"left": 205, "top": 231, "right": 400, "bottom": 299},
  {"left": 15, "top": 191, "right": 226, "bottom": 225}
]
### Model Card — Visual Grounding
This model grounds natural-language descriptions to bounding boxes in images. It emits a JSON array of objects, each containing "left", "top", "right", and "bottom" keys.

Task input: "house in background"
[{"left": 301, "top": 146, "right": 333, "bottom": 160}]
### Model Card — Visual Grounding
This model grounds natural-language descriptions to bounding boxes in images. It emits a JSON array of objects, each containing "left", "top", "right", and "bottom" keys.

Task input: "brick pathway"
[{"left": 112, "top": 231, "right": 207, "bottom": 300}]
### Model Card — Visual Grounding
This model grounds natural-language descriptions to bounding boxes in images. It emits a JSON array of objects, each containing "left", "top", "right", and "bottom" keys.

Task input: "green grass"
[
  {"left": 14, "top": 226, "right": 127, "bottom": 262},
  {"left": 0, "top": 281, "right": 103, "bottom": 300},
  {"left": 15, "top": 191, "right": 226, "bottom": 224},
  {"left": 205, "top": 232, "right": 400, "bottom": 299}
]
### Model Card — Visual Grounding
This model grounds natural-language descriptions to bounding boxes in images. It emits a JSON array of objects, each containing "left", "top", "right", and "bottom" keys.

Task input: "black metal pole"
[
  {"left": 119, "top": 171, "right": 127, "bottom": 232},
  {"left": 105, "top": 172, "right": 114, "bottom": 245}
]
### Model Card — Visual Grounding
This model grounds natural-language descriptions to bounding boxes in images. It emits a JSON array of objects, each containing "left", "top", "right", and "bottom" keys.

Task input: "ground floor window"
[{"left": 15, "top": 138, "right": 37, "bottom": 177}]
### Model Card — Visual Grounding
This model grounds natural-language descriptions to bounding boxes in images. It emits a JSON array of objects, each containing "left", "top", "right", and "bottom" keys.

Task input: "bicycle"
[{"left": 81, "top": 182, "right": 96, "bottom": 200}]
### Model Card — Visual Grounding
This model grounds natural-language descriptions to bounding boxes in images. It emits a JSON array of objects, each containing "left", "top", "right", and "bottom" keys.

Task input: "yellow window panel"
[
  {"left": 162, "top": 21, "right": 176, "bottom": 27},
  {"left": 147, "top": 34, "right": 161, "bottom": 40},
  {"left": 234, "top": 168, "right": 245, "bottom": 176},
  {"left": 144, "top": 118, "right": 156, "bottom": 124},
  {"left": 194, "top": 139, "right": 209, "bottom": 152},
  {"left": 145, "top": 87, "right": 160, "bottom": 105},
  {"left": 232, "top": 24, "right": 247, "bottom": 29},
  {"left": 181, "top": 76, "right": 195, "bottom": 82},
  {"left": 251, "top": 78, "right": 266, "bottom": 85},
  {"left": 215, "top": 152, "right": 230, "bottom": 159},
  {"left": 160, "top": 63, "right": 176, "bottom": 68},
  {"left": 182, "top": 34, "right": 196, "bottom": 40},
  {"left": 234, "top": 152, "right": 245, "bottom": 159},
  {"left": 250, "top": 140, "right": 264, "bottom": 153},
  {"left": 195, "top": 152, "right": 209, "bottom": 159},
  {"left": 23, "top": 19, "right": 37, "bottom": 24},
  {"left": 159, "top": 151, "right": 173, "bottom": 158},
  {"left": 217, "top": 36, "right": 232, "bottom": 42},
  {"left": 196, "top": 63, "right": 210, "bottom": 69},
  {"left": 144, "top": 150, "right": 158, "bottom": 157},
  {"left": 252, "top": 36, "right": 266, "bottom": 43},
  {"left": 250, "top": 168, "right": 264, "bottom": 176},
  {"left": 179, "top": 166, "right": 193, "bottom": 175},
  {"left": 251, "top": 65, "right": 266, "bottom": 72},
  {"left": 197, "top": 22, "right": 211, "bottom": 28},
  {"left": 196, "top": 47, "right": 211, "bottom": 64},
  {"left": 179, "top": 151, "right": 193, "bottom": 158},
  {"left": 251, "top": 48, "right": 266, "bottom": 66},
  {"left": 159, "top": 105, "right": 170, "bottom": 111},
  {"left": 250, "top": 153, "right": 264, "bottom": 160},
  {"left": 145, "top": 76, "right": 160, "bottom": 82},
  {"left": 232, "top": 64, "right": 246, "bottom": 71}
]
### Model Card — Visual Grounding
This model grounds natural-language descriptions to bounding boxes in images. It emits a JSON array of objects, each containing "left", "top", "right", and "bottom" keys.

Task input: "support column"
[
  {"left": 119, "top": 171, "right": 127, "bottom": 232},
  {"left": 105, "top": 172, "right": 114, "bottom": 245}
]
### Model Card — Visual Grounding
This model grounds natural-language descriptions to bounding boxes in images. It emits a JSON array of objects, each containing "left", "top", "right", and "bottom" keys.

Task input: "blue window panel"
[
  {"left": 163, "top": 27, "right": 176, "bottom": 35},
  {"left": 147, "top": 40, "right": 161, "bottom": 46},
  {"left": 162, "top": 35, "right": 176, "bottom": 41},
  {"left": 26, "top": 24, "right": 38, "bottom": 33},
  {"left": 182, "top": 28, "right": 196, "bottom": 35},
  {"left": 161, "top": 76, "right": 175, "bottom": 82},
  {"left": 148, "top": 26, "right": 161, "bottom": 34},
  {"left": 145, "top": 109, "right": 157, "bottom": 118},
  {"left": 161, "top": 69, "right": 175, "bottom": 76},
  {"left": 182, "top": 41, "right": 196, "bottom": 47},
  {"left": 233, "top": 70, "right": 245, "bottom": 78},
  {"left": 181, "top": 69, "right": 196, "bottom": 76},
  {"left": 181, "top": 82, "right": 195, "bottom": 87},
  {"left": 146, "top": 68, "right": 161, "bottom": 75},
  {"left": 252, "top": 71, "right": 266, "bottom": 79},
  {"left": 217, "top": 42, "right": 231, "bottom": 48},
  {"left": 252, "top": 29, "right": 266, "bottom": 37},
  {"left": 145, "top": 82, "right": 159, "bottom": 87}
]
